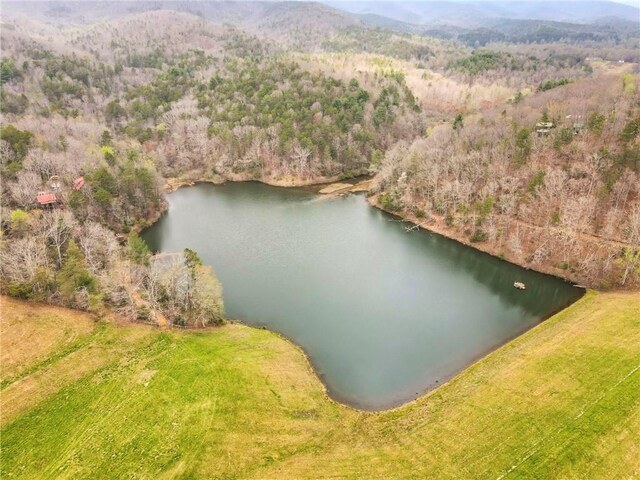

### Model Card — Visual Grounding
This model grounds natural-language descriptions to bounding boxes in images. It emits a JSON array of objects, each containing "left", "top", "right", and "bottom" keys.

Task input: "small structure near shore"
[{"left": 514, "top": 282, "right": 526, "bottom": 290}]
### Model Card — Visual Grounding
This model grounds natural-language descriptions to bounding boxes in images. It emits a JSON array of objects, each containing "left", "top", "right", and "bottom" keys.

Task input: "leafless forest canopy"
[{"left": 1, "top": 1, "right": 639, "bottom": 322}]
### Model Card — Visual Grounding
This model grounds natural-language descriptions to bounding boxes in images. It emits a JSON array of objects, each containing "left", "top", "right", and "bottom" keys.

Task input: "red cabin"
[
  {"left": 73, "top": 176, "right": 85, "bottom": 190},
  {"left": 36, "top": 192, "right": 59, "bottom": 207}
]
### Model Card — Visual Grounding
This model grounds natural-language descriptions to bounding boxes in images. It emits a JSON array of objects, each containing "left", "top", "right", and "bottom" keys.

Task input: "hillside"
[
  {"left": 371, "top": 70, "right": 640, "bottom": 287},
  {"left": 0, "top": 1, "right": 639, "bottom": 322},
  {"left": 1, "top": 292, "right": 639, "bottom": 478}
]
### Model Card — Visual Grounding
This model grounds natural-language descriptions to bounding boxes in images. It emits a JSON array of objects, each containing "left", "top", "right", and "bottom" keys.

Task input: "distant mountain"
[
  {"left": 325, "top": 1, "right": 640, "bottom": 27},
  {"left": 1, "top": 1, "right": 361, "bottom": 50},
  {"left": 347, "top": 5, "right": 639, "bottom": 45},
  {"left": 0, "top": 1, "right": 359, "bottom": 27},
  {"left": 2, "top": 0, "right": 636, "bottom": 52}
]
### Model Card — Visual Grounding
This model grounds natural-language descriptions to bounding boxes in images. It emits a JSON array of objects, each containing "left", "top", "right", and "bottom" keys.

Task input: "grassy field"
[{"left": 1, "top": 291, "right": 639, "bottom": 479}]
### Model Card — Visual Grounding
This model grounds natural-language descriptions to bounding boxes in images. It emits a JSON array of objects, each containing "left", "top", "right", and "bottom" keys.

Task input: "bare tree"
[{"left": 40, "top": 210, "right": 76, "bottom": 267}]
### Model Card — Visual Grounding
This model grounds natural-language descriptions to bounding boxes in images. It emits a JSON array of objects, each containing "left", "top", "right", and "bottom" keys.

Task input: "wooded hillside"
[{"left": 1, "top": 2, "right": 639, "bottom": 320}]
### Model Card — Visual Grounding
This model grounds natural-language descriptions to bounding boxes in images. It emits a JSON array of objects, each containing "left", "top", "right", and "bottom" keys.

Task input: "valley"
[{"left": 0, "top": 2, "right": 639, "bottom": 477}]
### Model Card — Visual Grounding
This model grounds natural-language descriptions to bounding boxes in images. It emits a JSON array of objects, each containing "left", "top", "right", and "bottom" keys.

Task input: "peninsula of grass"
[{"left": 1, "top": 291, "right": 639, "bottom": 479}]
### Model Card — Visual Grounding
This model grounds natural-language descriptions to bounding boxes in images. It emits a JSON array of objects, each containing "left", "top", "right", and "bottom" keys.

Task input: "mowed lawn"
[{"left": 1, "top": 291, "right": 639, "bottom": 479}]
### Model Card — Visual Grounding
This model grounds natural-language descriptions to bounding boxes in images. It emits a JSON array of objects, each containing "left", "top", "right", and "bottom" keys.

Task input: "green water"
[{"left": 142, "top": 182, "right": 582, "bottom": 410}]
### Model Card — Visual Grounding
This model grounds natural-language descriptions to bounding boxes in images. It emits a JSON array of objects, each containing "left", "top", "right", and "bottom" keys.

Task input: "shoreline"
[
  {"left": 231, "top": 288, "right": 587, "bottom": 413},
  {"left": 156, "top": 176, "right": 593, "bottom": 288},
  {"left": 140, "top": 178, "right": 593, "bottom": 413},
  {"left": 368, "top": 194, "right": 584, "bottom": 288},
  {"left": 163, "top": 173, "right": 350, "bottom": 193},
  {"left": 3, "top": 288, "right": 590, "bottom": 415}
]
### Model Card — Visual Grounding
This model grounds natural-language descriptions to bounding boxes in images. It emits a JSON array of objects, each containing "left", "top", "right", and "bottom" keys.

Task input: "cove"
[{"left": 142, "top": 182, "right": 583, "bottom": 410}]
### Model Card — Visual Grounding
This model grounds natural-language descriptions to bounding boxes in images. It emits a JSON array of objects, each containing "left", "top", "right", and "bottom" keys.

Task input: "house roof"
[
  {"left": 36, "top": 193, "right": 58, "bottom": 204},
  {"left": 73, "top": 177, "right": 85, "bottom": 190}
]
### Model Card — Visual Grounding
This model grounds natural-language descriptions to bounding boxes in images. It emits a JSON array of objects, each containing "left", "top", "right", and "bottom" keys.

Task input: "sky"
[
  {"left": 324, "top": 0, "right": 640, "bottom": 5},
  {"left": 2, "top": 0, "right": 639, "bottom": 7},
  {"left": 321, "top": 0, "right": 640, "bottom": 9}
]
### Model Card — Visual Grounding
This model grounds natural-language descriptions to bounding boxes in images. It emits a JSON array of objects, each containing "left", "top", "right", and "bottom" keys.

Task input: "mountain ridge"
[{"left": 325, "top": 1, "right": 640, "bottom": 27}]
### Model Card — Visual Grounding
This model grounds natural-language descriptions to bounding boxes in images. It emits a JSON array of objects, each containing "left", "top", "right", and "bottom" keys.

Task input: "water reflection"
[{"left": 143, "top": 182, "right": 583, "bottom": 410}]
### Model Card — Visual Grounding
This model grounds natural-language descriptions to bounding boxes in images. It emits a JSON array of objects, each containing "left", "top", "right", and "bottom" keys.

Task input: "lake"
[{"left": 142, "top": 182, "right": 583, "bottom": 410}]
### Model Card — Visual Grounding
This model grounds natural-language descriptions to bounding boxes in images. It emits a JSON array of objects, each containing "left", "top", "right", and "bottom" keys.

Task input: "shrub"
[
  {"left": 445, "top": 212, "right": 454, "bottom": 227},
  {"left": 7, "top": 281, "right": 33, "bottom": 299},
  {"left": 136, "top": 305, "right": 152, "bottom": 321},
  {"left": 470, "top": 229, "right": 488, "bottom": 243},
  {"left": 529, "top": 171, "right": 546, "bottom": 194},
  {"left": 88, "top": 293, "right": 105, "bottom": 316},
  {"left": 475, "top": 196, "right": 494, "bottom": 221},
  {"left": 380, "top": 192, "right": 401, "bottom": 211},
  {"left": 554, "top": 127, "right": 573, "bottom": 148},
  {"left": 453, "top": 113, "right": 463, "bottom": 130},
  {"left": 587, "top": 112, "right": 605, "bottom": 135},
  {"left": 10, "top": 209, "right": 30, "bottom": 235}
]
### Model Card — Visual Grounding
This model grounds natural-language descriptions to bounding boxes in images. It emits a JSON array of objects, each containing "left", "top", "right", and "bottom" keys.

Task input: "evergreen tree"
[
  {"left": 57, "top": 240, "right": 96, "bottom": 304},
  {"left": 127, "top": 232, "right": 151, "bottom": 266}
]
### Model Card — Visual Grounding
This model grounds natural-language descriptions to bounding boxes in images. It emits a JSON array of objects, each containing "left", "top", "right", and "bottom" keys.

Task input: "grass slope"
[{"left": 1, "top": 292, "right": 639, "bottom": 479}]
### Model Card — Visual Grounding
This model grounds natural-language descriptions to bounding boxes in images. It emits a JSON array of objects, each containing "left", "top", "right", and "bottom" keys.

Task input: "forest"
[{"left": 1, "top": 1, "right": 639, "bottom": 325}]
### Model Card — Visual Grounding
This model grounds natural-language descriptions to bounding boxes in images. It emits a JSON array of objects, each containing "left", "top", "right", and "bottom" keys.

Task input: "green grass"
[{"left": 1, "top": 292, "right": 639, "bottom": 479}]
